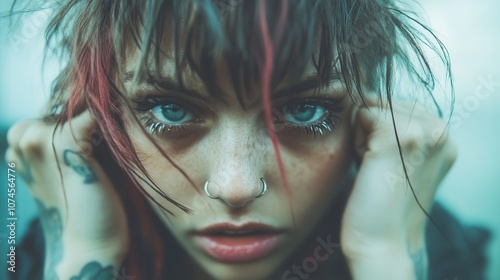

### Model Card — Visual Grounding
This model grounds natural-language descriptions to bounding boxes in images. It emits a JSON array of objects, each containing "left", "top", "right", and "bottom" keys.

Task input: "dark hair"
[{"left": 8, "top": 0, "right": 453, "bottom": 278}]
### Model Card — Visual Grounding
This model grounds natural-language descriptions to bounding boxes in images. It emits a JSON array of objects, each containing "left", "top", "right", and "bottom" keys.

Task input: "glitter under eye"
[
  {"left": 273, "top": 98, "right": 344, "bottom": 137},
  {"left": 133, "top": 94, "right": 343, "bottom": 138},
  {"left": 131, "top": 96, "right": 202, "bottom": 136}
]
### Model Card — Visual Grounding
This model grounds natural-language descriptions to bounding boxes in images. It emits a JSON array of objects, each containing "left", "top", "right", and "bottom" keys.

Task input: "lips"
[{"left": 191, "top": 223, "right": 284, "bottom": 262}]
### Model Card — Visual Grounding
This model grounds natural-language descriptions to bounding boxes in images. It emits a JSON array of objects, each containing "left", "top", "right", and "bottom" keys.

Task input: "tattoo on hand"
[
  {"left": 410, "top": 246, "right": 428, "bottom": 280},
  {"left": 21, "top": 156, "right": 35, "bottom": 185},
  {"left": 37, "top": 199, "right": 63, "bottom": 280},
  {"left": 69, "top": 262, "right": 114, "bottom": 280},
  {"left": 63, "top": 149, "right": 98, "bottom": 184}
]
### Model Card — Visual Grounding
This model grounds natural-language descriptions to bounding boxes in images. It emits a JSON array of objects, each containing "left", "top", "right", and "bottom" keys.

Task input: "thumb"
[{"left": 58, "top": 110, "right": 104, "bottom": 157}]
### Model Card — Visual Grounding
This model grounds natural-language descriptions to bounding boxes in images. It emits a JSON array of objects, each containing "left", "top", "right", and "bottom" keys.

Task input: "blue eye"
[
  {"left": 273, "top": 98, "right": 344, "bottom": 138},
  {"left": 134, "top": 96, "right": 202, "bottom": 136},
  {"left": 150, "top": 103, "right": 193, "bottom": 124},
  {"left": 283, "top": 103, "right": 328, "bottom": 124}
]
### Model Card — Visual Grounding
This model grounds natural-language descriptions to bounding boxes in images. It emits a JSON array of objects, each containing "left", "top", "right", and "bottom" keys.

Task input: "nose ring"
[{"left": 204, "top": 178, "right": 267, "bottom": 199}]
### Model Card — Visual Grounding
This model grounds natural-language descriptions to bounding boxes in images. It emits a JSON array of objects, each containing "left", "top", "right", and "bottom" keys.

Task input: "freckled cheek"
[
  {"left": 139, "top": 155, "right": 193, "bottom": 192},
  {"left": 126, "top": 127, "right": 201, "bottom": 212},
  {"left": 288, "top": 131, "right": 353, "bottom": 217},
  {"left": 292, "top": 151, "right": 347, "bottom": 200}
]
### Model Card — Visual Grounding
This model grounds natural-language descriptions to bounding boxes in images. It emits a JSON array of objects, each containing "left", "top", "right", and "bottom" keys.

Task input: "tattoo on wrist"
[
  {"left": 36, "top": 199, "right": 63, "bottom": 280},
  {"left": 63, "top": 149, "right": 98, "bottom": 184},
  {"left": 69, "top": 262, "right": 114, "bottom": 280},
  {"left": 410, "top": 246, "right": 428, "bottom": 280}
]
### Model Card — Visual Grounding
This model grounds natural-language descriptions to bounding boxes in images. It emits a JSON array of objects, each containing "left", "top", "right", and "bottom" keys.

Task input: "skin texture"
[
  {"left": 342, "top": 102, "right": 456, "bottom": 279},
  {"left": 36, "top": 199, "right": 62, "bottom": 280},
  {"left": 4, "top": 26, "right": 456, "bottom": 280},
  {"left": 4, "top": 80, "right": 456, "bottom": 280},
  {"left": 123, "top": 52, "right": 356, "bottom": 279},
  {"left": 5, "top": 113, "right": 129, "bottom": 279}
]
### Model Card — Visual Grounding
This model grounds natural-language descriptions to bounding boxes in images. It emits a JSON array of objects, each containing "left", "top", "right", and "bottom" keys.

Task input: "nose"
[
  {"left": 204, "top": 178, "right": 267, "bottom": 207},
  {"left": 207, "top": 117, "right": 269, "bottom": 208}
]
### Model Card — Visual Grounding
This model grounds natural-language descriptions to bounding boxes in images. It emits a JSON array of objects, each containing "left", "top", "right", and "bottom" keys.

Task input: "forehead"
[
  {"left": 119, "top": 3, "right": 344, "bottom": 105},
  {"left": 123, "top": 44, "right": 340, "bottom": 103}
]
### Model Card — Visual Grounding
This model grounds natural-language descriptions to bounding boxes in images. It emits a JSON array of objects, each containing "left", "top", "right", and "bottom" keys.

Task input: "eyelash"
[
  {"left": 274, "top": 99, "right": 343, "bottom": 137},
  {"left": 141, "top": 116, "right": 192, "bottom": 135},
  {"left": 133, "top": 97, "right": 343, "bottom": 138},
  {"left": 277, "top": 113, "right": 340, "bottom": 138},
  {"left": 134, "top": 96, "right": 202, "bottom": 135}
]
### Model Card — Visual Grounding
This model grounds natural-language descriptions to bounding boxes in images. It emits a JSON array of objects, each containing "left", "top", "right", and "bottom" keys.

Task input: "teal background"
[{"left": 1, "top": 0, "right": 499, "bottom": 279}]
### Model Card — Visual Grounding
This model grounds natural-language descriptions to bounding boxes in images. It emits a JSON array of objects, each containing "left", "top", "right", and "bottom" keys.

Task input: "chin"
[{"left": 198, "top": 257, "right": 281, "bottom": 280}]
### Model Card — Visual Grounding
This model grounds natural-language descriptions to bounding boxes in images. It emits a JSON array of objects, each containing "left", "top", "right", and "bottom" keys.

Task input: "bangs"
[
  {"left": 39, "top": 0, "right": 450, "bottom": 112},
  {"left": 116, "top": 0, "right": 401, "bottom": 107},
  {"left": 6, "top": 4, "right": 453, "bottom": 277},
  {"left": 16, "top": 0, "right": 451, "bottom": 215},
  {"left": 119, "top": 0, "right": 323, "bottom": 107}
]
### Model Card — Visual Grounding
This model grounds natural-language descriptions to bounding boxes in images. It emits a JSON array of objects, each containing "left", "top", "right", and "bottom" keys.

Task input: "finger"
[
  {"left": 351, "top": 105, "right": 368, "bottom": 162},
  {"left": 352, "top": 106, "right": 388, "bottom": 159},
  {"left": 4, "top": 147, "right": 17, "bottom": 165},
  {"left": 6, "top": 120, "right": 50, "bottom": 184},
  {"left": 57, "top": 110, "right": 103, "bottom": 156},
  {"left": 354, "top": 103, "right": 428, "bottom": 158},
  {"left": 355, "top": 93, "right": 381, "bottom": 109},
  {"left": 352, "top": 95, "right": 394, "bottom": 135},
  {"left": 54, "top": 111, "right": 112, "bottom": 188},
  {"left": 58, "top": 147, "right": 128, "bottom": 240},
  {"left": 6, "top": 120, "right": 38, "bottom": 153},
  {"left": 4, "top": 147, "right": 29, "bottom": 179}
]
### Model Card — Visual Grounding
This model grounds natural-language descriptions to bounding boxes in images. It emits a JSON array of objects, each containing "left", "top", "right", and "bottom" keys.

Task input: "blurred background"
[{"left": 1, "top": 0, "right": 499, "bottom": 279}]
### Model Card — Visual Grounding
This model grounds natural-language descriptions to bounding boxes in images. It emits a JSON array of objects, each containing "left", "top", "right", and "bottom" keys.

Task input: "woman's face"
[{"left": 123, "top": 48, "right": 355, "bottom": 279}]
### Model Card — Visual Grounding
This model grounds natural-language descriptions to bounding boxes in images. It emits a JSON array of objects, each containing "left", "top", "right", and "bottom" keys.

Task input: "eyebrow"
[
  {"left": 273, "top": 71, "right": 342, "bottom": 99},
  {"left": 124, "top": 71, "right": 209, "bottom": 102},
  {"left": 124, "top": 70, "right": 342, "bottom": 102}
]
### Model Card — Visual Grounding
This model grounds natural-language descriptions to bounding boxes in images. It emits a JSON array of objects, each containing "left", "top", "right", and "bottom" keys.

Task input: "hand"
[
  {"left": 5, "top": 111, "right": 129, "bottom": 279},
  {"left": 341, "top": 100, "right": 457, "bottom": 279}
]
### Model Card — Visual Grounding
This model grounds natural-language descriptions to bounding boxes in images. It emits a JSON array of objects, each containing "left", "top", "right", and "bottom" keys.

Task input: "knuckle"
[
  {"left": 57, "top": 126, "right": 95, "bottom": 152},
  {"left": 399, "top": 125, "right": 425, "bottom": 151},
  {"left": 442, "top": 138, "right": 458, "bottom": 168},
  {"left": 427, "top": 122, "right": 450, "bottom": 149},
  {"left": 17, "top": 125, "right": 49, "bottom": 158},
  {"left": 6, "top": 120, "right": 33, "bottom": 148},
  {"left": 75, "top": 140, "right": 94, "bottom": 156},
  {"left": 400, "top": 117, "right": 449, "bottom": 152},
  {"left": 18, "top": 136, "right": 43, "bottom": 158},
  {"left": 4, "top": 147, "right": 18, "bottom": 165}
]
